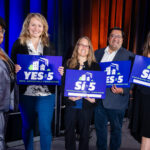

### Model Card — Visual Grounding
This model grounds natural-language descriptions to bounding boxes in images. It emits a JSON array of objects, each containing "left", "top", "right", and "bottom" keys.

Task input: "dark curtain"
[
  {"left": 90, "top": 0, "right": 150, "bottom": 54},
  {"left": 0, "top": 0, "right": 150, "bottom": 138},
  {"left": 0, "top": 0, "right": 149, "bottom": 60}
]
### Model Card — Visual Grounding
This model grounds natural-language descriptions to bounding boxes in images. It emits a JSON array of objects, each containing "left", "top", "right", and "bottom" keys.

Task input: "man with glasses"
[{"left": 94, "top": 27, "right": 135, "bottom": 150}]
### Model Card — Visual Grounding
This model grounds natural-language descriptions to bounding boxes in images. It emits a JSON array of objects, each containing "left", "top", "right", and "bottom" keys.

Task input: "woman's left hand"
[
  {"left": 85, "top": 97, "right": 95, "bottom": 103},
  {"left": 15, "top": 64, "right": 21, "bottom": 73},
  {"left": 68, "top": 96, "right": 81, "bottom": 101},
  {"left": 58, "top": 66, "right": 64, "bottom": 76}
]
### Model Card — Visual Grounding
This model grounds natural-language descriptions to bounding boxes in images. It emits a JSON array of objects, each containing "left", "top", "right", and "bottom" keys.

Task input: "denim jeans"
[
  {"left": 0, "top": 112, "right": 6, "bottom": 150},
  {"left": 19, "top": 94, "right": 55, "bottom": 150},
  {"left": 94, "top": 101, "right": 125, "bottom": 150}
]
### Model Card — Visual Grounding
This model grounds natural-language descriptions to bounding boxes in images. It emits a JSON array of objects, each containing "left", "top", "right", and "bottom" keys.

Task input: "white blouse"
[
  {"left": 101, "top": 46, "right": 118, "bottom": 62},
  {"left": 24, "top": 40, "right": 51, "bottom": 96}
]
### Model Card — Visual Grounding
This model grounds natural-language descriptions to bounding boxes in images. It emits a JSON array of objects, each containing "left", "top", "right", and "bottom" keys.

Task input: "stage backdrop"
[
  {"left": 0, "top": 0, "right": 150, "bottom": 60},
  {"left": 0, "top": 0, "right": 150, "bottom": 139}
]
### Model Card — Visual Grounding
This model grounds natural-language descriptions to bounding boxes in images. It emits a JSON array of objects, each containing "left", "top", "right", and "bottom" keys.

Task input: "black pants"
[{"left": 64, "top": 107, "right": 93, "bottom": 150}]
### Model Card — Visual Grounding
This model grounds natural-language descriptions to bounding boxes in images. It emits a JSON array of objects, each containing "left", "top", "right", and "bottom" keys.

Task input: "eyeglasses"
[
  {"left": 0, "top": 29, "right": 5, "bottom": 34},
  {"left": 110, "top": 34, "right": 122, "bottom": 39},
  {"left": 78, "top": 43, "right": 90, "bottom": 49}
]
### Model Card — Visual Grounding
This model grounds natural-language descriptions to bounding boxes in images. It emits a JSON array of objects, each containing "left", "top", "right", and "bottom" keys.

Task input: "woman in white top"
[{"left": 11, "top": 13, "right": 55, "bottom": 150}]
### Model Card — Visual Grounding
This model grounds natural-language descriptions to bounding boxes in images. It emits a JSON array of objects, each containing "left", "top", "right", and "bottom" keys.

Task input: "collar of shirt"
[
  {"left": 26, "top": 39, "right": 43, "bottom": 55},
  {"left": 101, "top": 46, "right": 118, "bottom": 62}
]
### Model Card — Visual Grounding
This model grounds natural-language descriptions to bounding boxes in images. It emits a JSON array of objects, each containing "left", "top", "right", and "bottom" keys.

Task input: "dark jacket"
[
  {"left": 11, "top": 39, "right": 56, "bottom": 94},
  {"left": 0, "top": 48, "right": 17, "bottom": 112},
  {"left": 63, "top": 61, "right": 101, "bottom": 110},
  {"left": 95, "top": 47, "right": 135, "bottom": 110},
  {"left": 129, "top": 85, "right": 150, "bottom": 143}
]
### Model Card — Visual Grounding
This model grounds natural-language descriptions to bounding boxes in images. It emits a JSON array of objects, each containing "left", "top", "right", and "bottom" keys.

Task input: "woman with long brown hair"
[
  {"left": 130, "top": 31, "right": 150, "bottom": 150},
  {"left": 138, "top": 32, "right": 150, "bottom": 150},
  {"left": 59, "top": 36, "right": 100, "bottom": 150}
]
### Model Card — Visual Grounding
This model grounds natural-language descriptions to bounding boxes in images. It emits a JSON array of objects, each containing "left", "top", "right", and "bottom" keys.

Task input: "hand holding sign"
[
  {"left": 64, "top": 69, "right": 106, "bottom": 99},
  {"left": 111, "top": 85, "right": 123, "bottom": 94},
  {"left": 17, "top": 54, "right": 62, "bottom": 85},
  {"left": 100, "top": 61, "right": 131, "bottom": 88},
  {"left": 85, "top": 97, "right": 96, "bottom": 103},
  {"left": 68, "top": 97, "right": 81, "bottom": 101},
  {"left": 58, "top": 66, "right": 64, "bottom": 76},
  {"left": 15, "top": 64, "right": 21, "bottom": 73},
  {"left": 129, "top": 55, "right": 150, "bottom": 87}
]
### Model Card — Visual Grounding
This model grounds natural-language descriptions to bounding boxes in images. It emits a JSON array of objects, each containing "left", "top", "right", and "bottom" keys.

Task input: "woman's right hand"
[
  {"left": 15, "top": 64, "right": 21, "bottom": 73},
  {"left": 68, "top": 97, "right": 81, "bottom": 101},
  {"left": 58, "top": 66, "right": 64, "bottom": 76}
]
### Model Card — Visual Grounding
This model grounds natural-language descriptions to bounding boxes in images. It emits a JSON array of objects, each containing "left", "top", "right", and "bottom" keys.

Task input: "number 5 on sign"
[
  {"left": 75, "top": 81, "right": 96, "bottom": 91},
  {"left": 64, "top": 69, "right": 106, "bottom": 99}
]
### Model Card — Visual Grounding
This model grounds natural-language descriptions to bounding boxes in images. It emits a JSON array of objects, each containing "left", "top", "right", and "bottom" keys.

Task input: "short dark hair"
[
  {"left": 0, "top": 16, "right": 6, "bottom": 29},
  {"left": 108, "top": 27, "right": 124, "bottom": 38}
]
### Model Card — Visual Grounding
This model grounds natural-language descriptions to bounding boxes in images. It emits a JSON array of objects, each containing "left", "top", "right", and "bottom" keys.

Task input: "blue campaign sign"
[
  {"left": 64, "top": 69, "right": 106, "bottom": 99},
  {"left": 129, "top": 55, "right": 150, "bottom": 87},
  {"left": 17, "top": 54, "right": 62, "bottom": 85},
  {"left": 100, "top": 61, "right": 131, "bottom": 87}
]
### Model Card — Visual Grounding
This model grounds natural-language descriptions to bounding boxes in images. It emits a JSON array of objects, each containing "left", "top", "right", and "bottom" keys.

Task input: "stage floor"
[{"left": 7, "top": 119, "right": 140, "bottom": 150}]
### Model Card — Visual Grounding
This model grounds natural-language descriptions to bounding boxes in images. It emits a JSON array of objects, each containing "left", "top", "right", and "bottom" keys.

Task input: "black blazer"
[
  {"left": 11, "top": 39, "right": 56, "bottom": 94},
  {"left": 63, "top": 61, "right": 101, "bottom": 110}
]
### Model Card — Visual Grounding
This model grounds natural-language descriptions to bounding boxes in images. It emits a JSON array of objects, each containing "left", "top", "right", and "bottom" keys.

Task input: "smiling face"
[
  {"left": 108, "top": 30, "right": 123, "bottom": 51},
  {"left": 77, "top": 38, "right": 90, "bottom": 58},
  {"left": 28, "top": 17, "right": 44, "bottom": 39},
  {"left": 0, "top": 26, "right": 4, "bottom": 44}
]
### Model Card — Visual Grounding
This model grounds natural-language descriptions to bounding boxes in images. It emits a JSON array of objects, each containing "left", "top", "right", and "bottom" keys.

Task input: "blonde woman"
[
  {"left": 59, "top": 36, "right": 100, "bottom": 150},
  {"left": 11, "top": 13, "right": 55, "bottom": 150}
]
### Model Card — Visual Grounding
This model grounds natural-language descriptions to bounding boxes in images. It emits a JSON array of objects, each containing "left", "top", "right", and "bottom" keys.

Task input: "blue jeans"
[
  {"left": 94, "top": 101, "right": 125, "bottom": 150},
  {"left": 19, "top": 94, "right": 55, "bottom": 150}
]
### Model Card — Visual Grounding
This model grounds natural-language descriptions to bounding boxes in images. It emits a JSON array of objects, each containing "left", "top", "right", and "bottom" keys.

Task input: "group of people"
[{"left": 0, "top": 12, "right": 150, "bottom": 150}]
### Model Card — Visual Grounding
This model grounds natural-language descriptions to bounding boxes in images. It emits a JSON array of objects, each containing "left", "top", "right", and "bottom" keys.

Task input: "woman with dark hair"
[
  {"left": 59, "top": 36, "right": 100, "bottom": 150},
  {"left": 0, "top": 17, "right": 15, "bottom": 150},
  {"left": 11, "top": 13, "right": 55, "bottom": 150},
  {"left": 130, "top": 31, "right": 150, "bottom": 150}
]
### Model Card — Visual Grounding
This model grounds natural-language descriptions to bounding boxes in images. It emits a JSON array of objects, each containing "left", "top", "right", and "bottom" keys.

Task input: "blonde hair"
[
  {"left": 19, "top": 13, "right": 49, "bottom": 46},
  {"left": 143, "top": 31, "right": 150, "bottom": 57},
  {"left": 67, "top": 36, "right": 96, "bottom": 68}
]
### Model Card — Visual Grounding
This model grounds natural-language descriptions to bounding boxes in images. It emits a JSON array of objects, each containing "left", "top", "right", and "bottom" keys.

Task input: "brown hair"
[
  {"left": 143, "top": 31, "right": 150, "bottom": 57},
  {"left": 19, "top": 13, "right": 49, "bottom": 46},
  {"left": 0, "top": 17, "right": 6, "bottom": 30},
  {"left": 0, "top": 49, "right": 8, "bottom": 62},
  {"left": 67, "top": 36, "right": 96, "bottom": 68}
]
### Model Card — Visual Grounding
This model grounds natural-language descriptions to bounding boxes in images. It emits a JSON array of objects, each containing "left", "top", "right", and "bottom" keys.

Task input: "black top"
[
  {"left": 11, "top": 39, "right": 56, "bottom": 94},
  {"left": 136, "top": 85, "right": 150, "bottom": 95},
  {"left": 129, "top": 84, "right": 150, "bottom": 142},
  {"left": 62, "top": 60, "right": 101, "bottom": 110}
]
